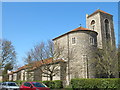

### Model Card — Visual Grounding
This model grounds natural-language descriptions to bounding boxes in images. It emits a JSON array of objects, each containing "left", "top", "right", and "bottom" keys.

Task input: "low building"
[{"left": 8, "top": 58, "right": 66, "bottom": 82}]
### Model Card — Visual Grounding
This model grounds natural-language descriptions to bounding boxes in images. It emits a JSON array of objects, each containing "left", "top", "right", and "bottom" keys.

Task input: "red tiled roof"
[
  {"left": 8, "top": 58, "right": 65, "bottom": 74},
  {"left": 69, "top": 26, "right": 90, "bottom": 32},
  {"left": 87, "top": 9, "right": 112, "bottom": 18},
  {"left": 53, "top": 26, "right": 94, "bottom": 40}
]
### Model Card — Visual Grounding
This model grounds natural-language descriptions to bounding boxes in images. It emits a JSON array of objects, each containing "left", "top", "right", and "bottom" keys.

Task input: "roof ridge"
[
  {"left": 70, "top": 26, "right": 90, "bottom": 32},
  {"left": 53, "top": 26, "right": 97, "bottom": 40},
  {"left": 87, "top": 9, "right": 112, "bottom": 18}
]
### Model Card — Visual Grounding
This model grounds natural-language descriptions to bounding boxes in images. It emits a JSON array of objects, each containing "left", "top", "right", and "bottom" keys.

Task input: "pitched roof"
[
  {"left": 53, "top": 26, "right": 95, "bottom": 40},
  {"left": 8, "top": 58, "right": 65, "bottom": 74},
  {"left": 87, "top": 9, "right": 112, "bottom": 18},
  {"left": 69, "top": 26, "right": 90, "bottom": 32}
]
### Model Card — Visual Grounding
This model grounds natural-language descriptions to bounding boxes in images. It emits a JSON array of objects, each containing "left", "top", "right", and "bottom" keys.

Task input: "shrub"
[
  {"left": 71, "top": 78, "right": 120, "bottom": 89},
  {"left": 42, "top": 80, "right": 63, "bottom": 89}
]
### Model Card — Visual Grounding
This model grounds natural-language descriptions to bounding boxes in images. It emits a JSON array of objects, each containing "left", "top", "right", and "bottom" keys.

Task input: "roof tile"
[
  {"left": 8, "top": 58, "right": 65, "bottom": 74},
  {"left": 87, "top": 9, "right": 112, "bottom": 18},
  {"left": 53, "top": 26, "right": 92, "bottom": 40}
]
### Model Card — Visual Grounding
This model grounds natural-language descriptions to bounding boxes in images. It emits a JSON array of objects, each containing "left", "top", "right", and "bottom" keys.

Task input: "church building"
[
  {"left": 53, "top": 9, "right": 118, "bottom": 84},
  {"left": 7, "top": 9, "right": 118, "bottom": 85}
]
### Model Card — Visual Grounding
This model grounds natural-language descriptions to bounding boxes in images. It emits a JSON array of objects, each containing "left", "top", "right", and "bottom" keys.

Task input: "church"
[
  {"left": 53, "top": 9, "right": 118, "bottom": 84},
  {"left": 8, "top": 9, "right": 118, "bottom": 84}
]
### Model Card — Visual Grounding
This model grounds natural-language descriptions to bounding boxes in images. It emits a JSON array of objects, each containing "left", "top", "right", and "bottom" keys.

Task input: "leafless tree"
[
  {"left": 1, "top": 39, "right": 16, "bottom": 69},
  {"left": 0, "top": 39, "right": 16, "bottom": 81},
  {"left": 24, "top": 40, "right": 65, "bottom": 81},
  {"left": 94, "top": 43, "right": 118, "bottom": 78}
]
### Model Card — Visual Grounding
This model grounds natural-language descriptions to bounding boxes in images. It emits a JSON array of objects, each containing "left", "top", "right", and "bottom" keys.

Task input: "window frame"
[
  {"left": 104, "top": 19, "right": 110, "bottom": 40},
  {"left": 89, "top": 37, "right": 94, "bottom": 45},
  {"left": 90, "top": 20, "right": 96, "bottom": 30},
  {"left": 72, "top": 37, "right": 76, "bottom": 45}
]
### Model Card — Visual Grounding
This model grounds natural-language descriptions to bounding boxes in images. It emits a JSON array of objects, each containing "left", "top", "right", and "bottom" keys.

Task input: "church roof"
[
  {"left": 70, "top": 26, "right": 90, "bottom": 32},
  {"left": 53, "top": 26, "right": 96, "bottom": 40},
  {"left": 87, "top": 9, "right": 112, "bottom": 18},
  {"left": 8, "top": 58, "right": 65, "bottom": 74}
]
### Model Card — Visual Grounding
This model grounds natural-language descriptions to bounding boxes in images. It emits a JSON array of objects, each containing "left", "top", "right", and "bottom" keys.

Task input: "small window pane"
[
  {"left": 72, "top": 37, "right": 76, "bottom": 44},
  {"left": 90, "top": 37, "right": 94, "bottom": 45},
  {"left": 91, "top": 20, "right": 95, "bottom": 25}
]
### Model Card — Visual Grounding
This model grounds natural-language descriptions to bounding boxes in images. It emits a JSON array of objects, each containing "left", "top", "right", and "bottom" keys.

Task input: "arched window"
[
  {"left": 104, "top": 19, "right": 110, "bottom": 39},
  {"left": 91, "top": 20, "right": 95, "bottom": 30},
  {"left": 91, "top": 20, "right": 95, "bottom": 25}
]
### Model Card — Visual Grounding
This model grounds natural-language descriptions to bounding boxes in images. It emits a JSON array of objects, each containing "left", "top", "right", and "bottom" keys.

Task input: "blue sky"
[{"left": 2, "top": 2, "right": 118, "bottom": 67}]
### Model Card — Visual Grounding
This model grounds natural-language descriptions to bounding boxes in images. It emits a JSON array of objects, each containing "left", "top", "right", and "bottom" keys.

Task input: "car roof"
[
  {"left": 23, "top": 82, "right": 43, "bottom": 84},
  {"left": 3, "top": 82, "right": 16, "bottom": 83}
]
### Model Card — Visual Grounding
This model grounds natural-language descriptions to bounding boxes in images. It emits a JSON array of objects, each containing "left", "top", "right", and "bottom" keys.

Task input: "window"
[
  {"left": 8, "top": 82, "right": 17, "bottom": 86},
  {"left": 89, "top": 37, "right": 94, "bottom": 45},
  {"left": 2, "top": 82, "right": 6, "bottom": 86},
  {"left": 24, "top": 82, "right": 32, "bottom": 87},
  {"left": 72, "top": 37, "right": 76, "bottom": 44},
  {"left": 91, "top": 20, "right": 95, "bottom": 25},
  {"left": 104, "top": 19, "right": 110, "bottom": 39},
  {"left": 32, "top": 82, "right": 45, "bottom": 87},
  {"left": 91, "top": 20, "right": 95, "bottom": 30}
]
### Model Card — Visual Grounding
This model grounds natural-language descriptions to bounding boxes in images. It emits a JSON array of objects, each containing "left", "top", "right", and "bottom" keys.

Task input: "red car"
[{"left": 20, "top": 82, "right": 50, "bottom": 90}]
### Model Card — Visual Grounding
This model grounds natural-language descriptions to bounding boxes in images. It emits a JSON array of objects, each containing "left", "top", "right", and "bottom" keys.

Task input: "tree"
[
  {"left": 24, "top": 40, "right": 64, "bottom": 81},
  {"left": 94, "top": 43, "right": 118, "bottom": 78},
  {"left": 0, "top": 39, "right": 16, "bottom": 81},
  {"left": 40, "top": 40, "right": 64, "bottom": 81},
  {"left": 1, "top": 40, "right": 16, "bottom": 69},
  {"left": 2, "top": 62, "right": 13, "bottom": 81}
]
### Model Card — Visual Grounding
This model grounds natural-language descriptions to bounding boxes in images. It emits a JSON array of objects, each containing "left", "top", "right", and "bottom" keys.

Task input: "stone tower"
[
  {"left": 86, "top": 9, "right": 115, "bottom": 49},
  {"left": 53, "top": 26, "right": 98, "bottom": 85}
]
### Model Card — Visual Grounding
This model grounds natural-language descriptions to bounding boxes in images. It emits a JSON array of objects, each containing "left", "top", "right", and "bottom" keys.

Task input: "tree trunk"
[{"left": 50, "top": 75, "right": 53, "bottom": 81}]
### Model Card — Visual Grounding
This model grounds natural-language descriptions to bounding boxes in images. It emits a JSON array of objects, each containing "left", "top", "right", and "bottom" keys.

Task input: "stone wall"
[{"left": 53, "top": 30, "right": 98, "bottom": 83}]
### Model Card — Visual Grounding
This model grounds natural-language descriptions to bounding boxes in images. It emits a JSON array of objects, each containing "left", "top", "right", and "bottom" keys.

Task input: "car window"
[
  {"left": 24, "top": 83, "right": 32, "bottom": 87},
  {"left": 8, "top": 83, "right": 17, "bottom": 86},
  {"left": 32, "top": 82, "right": 45, "bottom": 87},
  {"left": 2, "top": 82, "right": 6, "bottom": 85}
]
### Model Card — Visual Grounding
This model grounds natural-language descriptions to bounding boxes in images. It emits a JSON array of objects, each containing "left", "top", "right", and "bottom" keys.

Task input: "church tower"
[{"left": 86, "top": 9, "right": 115, "bottom": 49}]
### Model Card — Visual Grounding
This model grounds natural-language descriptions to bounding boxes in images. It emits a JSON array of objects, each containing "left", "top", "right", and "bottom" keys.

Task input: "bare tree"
[
  {"left": 24, "top": 40, "right": 65, "bottom": 81},
  {"left": 1, "top": 39, "right": 16, "bottom": 69},
  {"left": 0, "top": 39, "right": 16, "bottom": 81},
  {"left": 94, "top": 43, "right": 118, "bottom": 78}
]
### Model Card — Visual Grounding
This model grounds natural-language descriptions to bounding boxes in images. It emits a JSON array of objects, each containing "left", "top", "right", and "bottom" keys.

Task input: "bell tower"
[{"left": 86, "top": 9, "right": 115, "bottom": 49}]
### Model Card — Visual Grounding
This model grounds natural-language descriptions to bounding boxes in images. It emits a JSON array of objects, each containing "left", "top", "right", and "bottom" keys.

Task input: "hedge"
[
  {"left": 42, "top": 80, "right": 63, "bottom": 89},
  {"left": 71, "top": 78, "right": 120, "bottom": 89}
]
